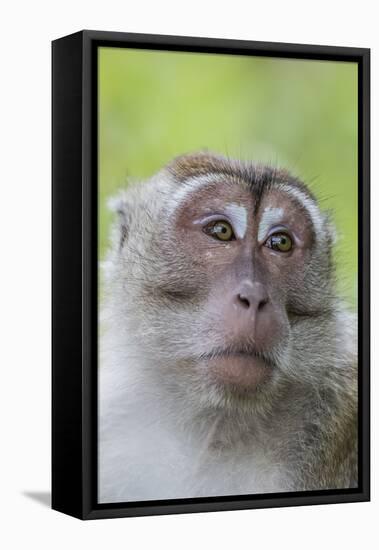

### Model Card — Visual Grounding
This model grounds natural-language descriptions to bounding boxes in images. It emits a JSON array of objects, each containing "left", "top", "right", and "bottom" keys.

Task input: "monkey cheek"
[{"left": 205, "top": 355, "right": 273, "bottom": 391}]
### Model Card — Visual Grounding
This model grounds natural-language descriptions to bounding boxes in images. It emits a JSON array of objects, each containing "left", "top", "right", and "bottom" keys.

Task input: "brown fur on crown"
[{"left": 166, "top": 151, "right": 318, "bottom": 206}]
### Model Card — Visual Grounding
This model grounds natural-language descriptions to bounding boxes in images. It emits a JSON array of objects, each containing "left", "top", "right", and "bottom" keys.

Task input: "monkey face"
[
  {"left": 111, "top": 154, "right": 335, "bottom": 408},
  {"left": 163, "top": 180, "right": 317, "bottom": 392}
]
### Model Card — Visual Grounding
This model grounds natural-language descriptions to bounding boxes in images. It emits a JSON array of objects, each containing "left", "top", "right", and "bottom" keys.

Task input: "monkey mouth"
[
  {"left": 202, "top": 346, "right": 277, "bottom": 366},
  {"left": 200, "top": 347, "right": 275, "bottom": 390}
]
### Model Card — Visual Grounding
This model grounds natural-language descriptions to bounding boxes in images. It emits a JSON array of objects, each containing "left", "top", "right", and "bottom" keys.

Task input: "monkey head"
[{"left": 104, "top": 152, "right": 337, "bottom": 412}]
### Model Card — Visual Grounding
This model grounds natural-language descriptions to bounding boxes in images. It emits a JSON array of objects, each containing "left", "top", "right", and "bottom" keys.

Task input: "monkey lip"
[{"left": 201, "top": 349, "right": 274, "bottom": 390}]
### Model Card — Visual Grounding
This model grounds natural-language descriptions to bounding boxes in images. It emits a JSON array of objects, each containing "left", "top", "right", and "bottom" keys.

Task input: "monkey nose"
[{"left": 234, "top": 282, "right": 269, "bottom": 314}]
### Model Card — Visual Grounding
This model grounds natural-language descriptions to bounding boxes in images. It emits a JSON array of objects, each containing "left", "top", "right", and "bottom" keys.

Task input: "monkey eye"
[
  {"left": 265, "top": 232, "right": 293, "bottom": 252},
  {"left": 203, "top": 220, "right": 235, "bottom": 242}
]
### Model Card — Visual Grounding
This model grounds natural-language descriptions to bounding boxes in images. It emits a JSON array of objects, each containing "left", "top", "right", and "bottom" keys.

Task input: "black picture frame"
[{"left": 52, "top": 30, "right": 370, "bottom": 520}]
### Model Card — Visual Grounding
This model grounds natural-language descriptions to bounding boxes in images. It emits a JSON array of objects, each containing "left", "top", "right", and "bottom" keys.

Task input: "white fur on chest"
[{"left": 99, "top": 361, "right": 291, "bottom": 503}]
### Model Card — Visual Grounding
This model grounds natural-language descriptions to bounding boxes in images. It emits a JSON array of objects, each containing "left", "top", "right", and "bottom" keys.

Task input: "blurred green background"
[{"left": 99, "top": 47, "right": 358, "bottom": 306}]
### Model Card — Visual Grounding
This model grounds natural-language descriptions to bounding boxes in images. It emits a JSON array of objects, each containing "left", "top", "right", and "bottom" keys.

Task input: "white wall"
[{"left": 0, "top": 1, "right": 376, "bottom": 548}]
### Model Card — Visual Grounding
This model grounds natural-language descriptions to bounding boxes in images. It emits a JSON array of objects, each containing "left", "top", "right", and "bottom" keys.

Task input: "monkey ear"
[{"left": 108, "top": 193, "right": 132, "bottom": 251}]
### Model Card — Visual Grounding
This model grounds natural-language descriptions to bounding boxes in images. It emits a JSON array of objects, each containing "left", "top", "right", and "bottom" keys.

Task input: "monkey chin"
[{"left": 205, "top": 353, "right": 273, "bottom": 392}]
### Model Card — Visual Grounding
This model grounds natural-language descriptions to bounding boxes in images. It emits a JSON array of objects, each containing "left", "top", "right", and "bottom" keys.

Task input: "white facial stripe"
[
  {"left": 166, "top": 174, "right": 221, "bottom": 218},
  {"left": 224, "top": 203, "right": 248, "bottom": 239},
  {"left": 278, "top": 184, "right": 325, "bottom": 238},
  {"left": 258, "top": 207, "right": 284, "bottom": 241}
]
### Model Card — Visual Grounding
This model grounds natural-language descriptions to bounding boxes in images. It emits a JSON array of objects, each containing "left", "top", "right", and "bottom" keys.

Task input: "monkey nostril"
[
  {"left": 237, "top": 294, "right": 251, "bottom": 309},
  {"left": 236, "top": 293, "right": 269, "bottom": 311}
]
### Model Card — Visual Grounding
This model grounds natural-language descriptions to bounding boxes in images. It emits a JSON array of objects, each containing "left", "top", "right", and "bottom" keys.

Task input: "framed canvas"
[{"left": 52, "top": 30, "right": 370, "bottom": 520}]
